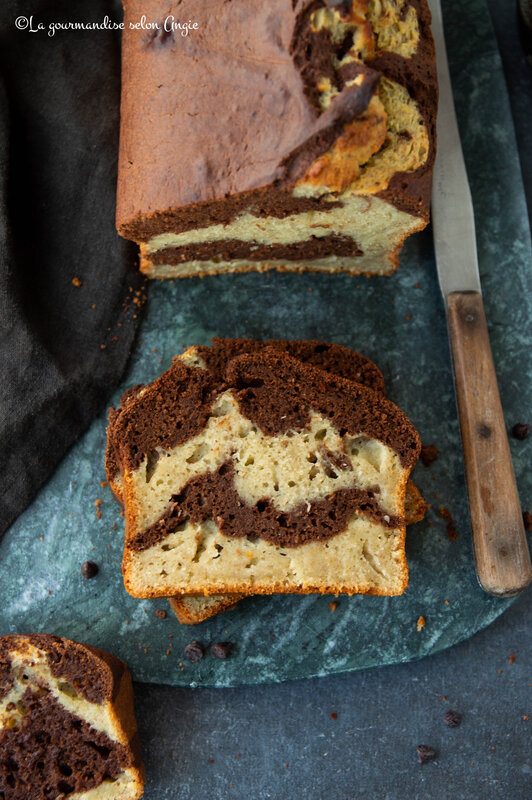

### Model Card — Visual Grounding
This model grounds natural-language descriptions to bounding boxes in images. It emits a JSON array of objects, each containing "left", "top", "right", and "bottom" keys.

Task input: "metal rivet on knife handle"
[{"left": 446, "top": 292, "right": 531, "bottom": 596}]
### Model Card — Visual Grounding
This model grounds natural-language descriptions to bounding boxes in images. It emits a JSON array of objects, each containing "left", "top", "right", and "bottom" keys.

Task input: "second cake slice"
[{"left": 113, "top": 349, "right": 420, "bottom": 598}]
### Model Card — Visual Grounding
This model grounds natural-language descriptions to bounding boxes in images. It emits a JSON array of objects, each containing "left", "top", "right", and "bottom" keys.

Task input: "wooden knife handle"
[{"left": 446, "top": 291, "right": 531, "bottom": 596}]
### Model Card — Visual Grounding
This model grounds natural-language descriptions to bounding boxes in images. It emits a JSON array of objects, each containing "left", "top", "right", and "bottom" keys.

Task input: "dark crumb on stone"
[
  {"left": 209, "top": 759, "right": 214, "bottom": 764},
  {"left": 211, "top": 642, "right": 233, "bottom": 659},
  {"left": 444, "top": 710, "right": 462, "bottom": 728},
  {"left": 439, "top": 506, "right": 458, "bottom": 540},
  {"left": 330, "top": 711, "right": 338, "bottom": 720},
  {"left": 523, "top": 510, "right": 532, "bottom": 531},
  {"left": 512, "top": 423, "right": 530, "bottom": 440},
  {"left": 420, "top": 444, "right": 439, "bottom": 467},
  {"left": 155, "top": 609, "right": 167, "bottom": 619},
  {"left": 417, "top": 745, "right": 437, "bottom": 764},
  {"left": 81, "top": 561, "right": 99, "bottom": 579},
  {"left": 184, "top": 641, "right": 204, "bottom": 662}
]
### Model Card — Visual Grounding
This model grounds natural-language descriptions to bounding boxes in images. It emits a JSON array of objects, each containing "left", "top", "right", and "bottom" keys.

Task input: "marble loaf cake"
[
  {"left": 106, "top": 338, "right": 427, "bottom": 622},
  {"left": 117, "top": 0, "right": 437, "bottom": 277},
  {"left": 110, "top": 347, "right": 421, "bottom": 598},
  {"left": 0, "top": 634, "right": 144, "bottom": 800}
]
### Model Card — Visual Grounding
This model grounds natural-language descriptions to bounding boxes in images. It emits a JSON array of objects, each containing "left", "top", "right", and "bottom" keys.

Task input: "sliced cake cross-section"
[
  {"left": 112, "top": 349, "right": 421, "bottom": 598},
  {"left": 0, "top": 634, "right": 144, "bottom": 800}
]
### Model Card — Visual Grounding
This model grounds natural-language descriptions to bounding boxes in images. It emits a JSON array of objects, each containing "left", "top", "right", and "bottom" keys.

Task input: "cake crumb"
[
  {"left": 155, "top": 609, "right": 167, "bottom": 619},
  {"left": 329, "top": 601, "right": 338, "bottom": 612},
  {"left": 72, "top": 277, "right": 82, "bottom": 287},
  {"left": 439, "top": 506, "right": 458, "bottom": 540},
  {"left": 94, "top": 499, "right": 103, "bottom": 520},
  {"left": 420, "top": 444, "right": 439, "bottom": 467},
  {"left": 417, "top": 745, "right": 436, "bottom": 764},
  {"left": 100, "top": 480, "right": 108, "bottom": 488},
  {"left": 508, "top": 652, "right": 516, "bottom": 664},
  {"left": 416, "top": 615, "right": 426, "bottom": 632},
  {"left": 443, "top": 710, "right": 462, "bottom": 728},
  {"left": 330, "top": 711, "right": 338, "bottom": 720},
  {"left": 523, "top": 715, "right": 530, "bottom": 721}
]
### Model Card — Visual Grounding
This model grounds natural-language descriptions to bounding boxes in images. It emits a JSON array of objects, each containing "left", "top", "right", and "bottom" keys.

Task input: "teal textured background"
[{"left": 1, "top": 0, "right": 531, "bottom": 688}]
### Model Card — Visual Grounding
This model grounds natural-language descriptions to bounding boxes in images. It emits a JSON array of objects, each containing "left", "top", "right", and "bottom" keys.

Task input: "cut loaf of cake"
[
  {"left": 117, "top": 0, "right": 437, "bottom": 277},
  {"left": 0, "top": 634, "right": 144, "bottom": 800},
  {"left": 111, "top": 348, "right": 421, "bottom": 598}
]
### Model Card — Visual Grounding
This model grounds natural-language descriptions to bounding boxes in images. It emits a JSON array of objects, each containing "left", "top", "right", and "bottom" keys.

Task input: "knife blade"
[{"left": 429, "top": 0, "right": 531, "bottom": 596}]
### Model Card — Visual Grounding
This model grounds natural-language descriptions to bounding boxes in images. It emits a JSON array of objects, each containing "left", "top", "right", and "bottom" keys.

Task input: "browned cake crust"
[
  {"left": 117, "top": 0, "right": 382, "bottom": 239},
  {"left": 0, "top": 634, "right": 144, "bottom": 799}
]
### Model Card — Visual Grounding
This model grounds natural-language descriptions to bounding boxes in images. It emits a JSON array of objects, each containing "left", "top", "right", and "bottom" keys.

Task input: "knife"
[{"left": 429, "top": 0, "right": 531, "bottom": 596}]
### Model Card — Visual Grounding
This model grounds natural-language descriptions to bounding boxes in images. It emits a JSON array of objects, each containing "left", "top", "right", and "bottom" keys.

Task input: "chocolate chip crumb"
[
  {"left": 512, "top": 423, "right": 530, "bottom": 440},
  {"left": 420, "top": 444, "right": 439, "bottom": 467},
  {"left": 444, "top": 710, "right": 462, "bottom": 728},
  {"left": 155, "top": 609, "right": 167, "bottom": 619},
  {"left": 81, "top": 561, "right": 99, "bottom": 579},
  {"left": 184, "top": 641, "right": 204, "bottom": 662},
  {"left": 523, "top": 510, "right": 532, "bottom": 531},
  {"left": 211, "top": 642, "right": 233, "bottom": 659},
  {"left": 417, "top": 745, "right": 437, "bottom": 764},
  {"left": 439, "top": 506, "right": 458, "bottom": 540}
]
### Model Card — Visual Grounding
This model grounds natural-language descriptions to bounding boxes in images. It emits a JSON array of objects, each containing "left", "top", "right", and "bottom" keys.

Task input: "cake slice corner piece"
[{"left": 0, "top": 634, "right": 144, "bottom": 800}]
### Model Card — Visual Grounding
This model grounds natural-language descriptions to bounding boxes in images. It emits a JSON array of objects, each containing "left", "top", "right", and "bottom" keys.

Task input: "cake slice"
[
  {"left": 117, "top": 0, "right": 437, "bottom": 277},
  {"left": 0, "top": 634, "right": 144, "bottom": 800},
  {"left": 106, "top": 339, "right": 426, "bottom": 619},
  {"left": 113, "top": 349, "right": 421, "bottom": 598}
]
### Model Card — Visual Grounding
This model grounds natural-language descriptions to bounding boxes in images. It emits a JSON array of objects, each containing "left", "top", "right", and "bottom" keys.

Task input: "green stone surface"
[{"left": 1, "top": 0, "right": 531, "bottom": 688}]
